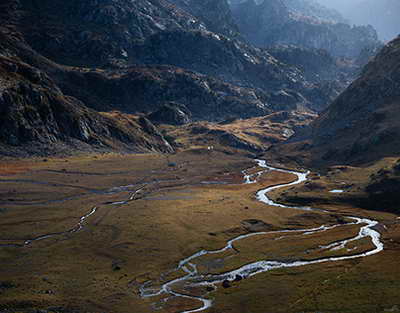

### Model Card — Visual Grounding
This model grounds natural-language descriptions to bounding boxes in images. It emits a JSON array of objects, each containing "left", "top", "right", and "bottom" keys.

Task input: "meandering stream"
[
  {"left": 140, "top": 160, "right": 384, "bottom": 313},
  {"left": 0, "top": 158, "right": 385, "bottom": 311}
]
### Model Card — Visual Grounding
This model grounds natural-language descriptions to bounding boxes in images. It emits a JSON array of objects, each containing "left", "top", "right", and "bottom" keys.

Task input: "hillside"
[
  {"left": 272, "top": 36, "right": 400, "bottom": 167},
  {"left": 0, "top": 0, "right": 359, "bottom": 156},
  {"left": 309, "top": 36, "right": 400, "bottom": 165}
]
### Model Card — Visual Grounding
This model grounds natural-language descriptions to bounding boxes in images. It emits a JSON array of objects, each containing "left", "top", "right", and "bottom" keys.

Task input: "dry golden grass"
[
  {"left": 0, "top": 151, "right": 399, "bottom": 313},
  {"left": 163, "top": 112, "right": 316, "bottom": 153}
]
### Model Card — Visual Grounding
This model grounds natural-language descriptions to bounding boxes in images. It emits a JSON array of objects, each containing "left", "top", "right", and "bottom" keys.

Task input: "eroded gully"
[{"left": 139, "top": 159, "right": 384, "bottom": 313}]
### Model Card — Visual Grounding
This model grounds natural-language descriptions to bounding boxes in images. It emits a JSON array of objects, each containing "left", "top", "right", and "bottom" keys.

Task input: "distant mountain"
[
  {"left": 230, "top": 0, "right": 381, "bottom": 58},
  {"left": 283, "top": 0, "right": 347, "bottom": 24},
  {"left": 346, "top": 0, "right": 400, "bottom": 41},
  {"left": 284, "top": 36, "right": 400, "bottom": 166}
]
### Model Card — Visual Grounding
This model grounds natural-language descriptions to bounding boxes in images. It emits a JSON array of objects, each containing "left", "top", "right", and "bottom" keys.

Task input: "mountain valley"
[{"left": 1, "top": 0, "right": 400, "bottom": 313}]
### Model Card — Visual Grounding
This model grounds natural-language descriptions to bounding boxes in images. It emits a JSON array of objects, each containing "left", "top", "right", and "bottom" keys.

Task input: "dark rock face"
[
  {"left": 230, "top": 0, "right": 381, "bottom": 58},
  {"left": 147, "top": 102, "right": 191, "bottom": 125}
]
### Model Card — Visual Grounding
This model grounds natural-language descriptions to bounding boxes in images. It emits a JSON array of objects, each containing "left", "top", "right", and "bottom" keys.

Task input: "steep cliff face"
[
  {"left": 231, "top": 0, "right": 381, "bottom": 58},
  {"left": 296, "top": 36, "right": 400, "bottom": 165}
]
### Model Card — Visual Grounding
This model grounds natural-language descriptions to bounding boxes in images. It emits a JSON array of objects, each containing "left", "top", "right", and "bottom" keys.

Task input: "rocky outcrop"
[{"left": 147, "top": 102, "right": 191, "bottom": 125}]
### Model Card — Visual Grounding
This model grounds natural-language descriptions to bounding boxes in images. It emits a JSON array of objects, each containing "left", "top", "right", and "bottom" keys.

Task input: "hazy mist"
[{"left": 314, "top": 0, "right": 400, "bottom": 41}]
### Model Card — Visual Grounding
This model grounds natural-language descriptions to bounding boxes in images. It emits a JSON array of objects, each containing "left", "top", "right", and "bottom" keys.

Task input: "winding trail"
[{"left": 140, "top": 160, "right": 384, "bottom": 313}]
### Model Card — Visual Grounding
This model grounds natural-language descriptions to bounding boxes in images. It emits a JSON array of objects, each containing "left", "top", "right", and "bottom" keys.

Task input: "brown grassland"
[{"left": 0, "top": 149, "right": 400, "bottom": 313}]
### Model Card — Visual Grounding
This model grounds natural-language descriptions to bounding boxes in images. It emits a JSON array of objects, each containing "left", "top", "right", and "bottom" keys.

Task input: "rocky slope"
[
  {"left": 0, "top": 0, "right": 378, "bottom": 156},
  {"left": 280, "top": 36, "right": 400, "bottom": 166},
  {"left": 230, "top": 0, "right": 381, "bottom": 58},
  {"left": 0, "top": 54, "right": 173, "bottom": 156},
  {"left": 67, "top": 64, "right": 296, "bottom": 120},
  {"left": 0, "top": 1, "right": 175, "bottom": 156},
  {"left": 19, "top": 0, "right": 332, "bottom": 112}
]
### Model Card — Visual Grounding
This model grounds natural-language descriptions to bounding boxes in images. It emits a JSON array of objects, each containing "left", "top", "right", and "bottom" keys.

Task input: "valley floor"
[{"left": 0, "top": 150, "right": 399, "bottom": 313}]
